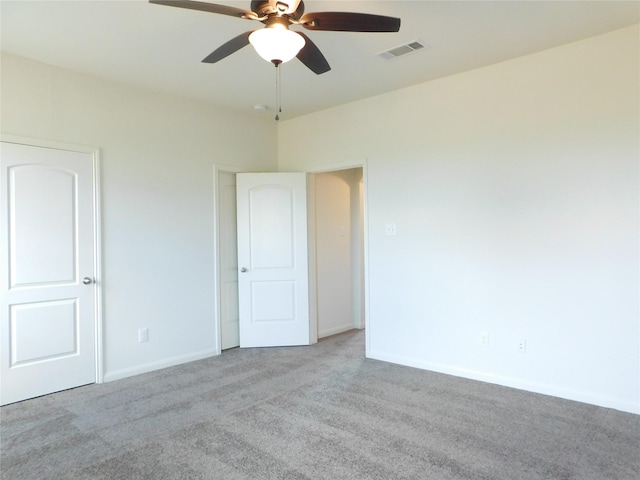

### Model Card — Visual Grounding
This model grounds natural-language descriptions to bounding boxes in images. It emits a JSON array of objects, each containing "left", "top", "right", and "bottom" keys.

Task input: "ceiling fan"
[{"left": 149, "top": 0, "right": 401, "bottom": 74}]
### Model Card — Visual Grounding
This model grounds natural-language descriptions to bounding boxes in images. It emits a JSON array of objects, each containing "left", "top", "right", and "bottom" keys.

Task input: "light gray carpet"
[{"left": 1, "top": 330, "right": 638, "bottom": 480}]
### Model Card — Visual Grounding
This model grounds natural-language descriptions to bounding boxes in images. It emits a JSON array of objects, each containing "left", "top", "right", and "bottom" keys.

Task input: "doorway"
[
  {"left": 313, "top": 168, "right": 364, "bottom": 338},
  {"left": 215, "top": 166, "right": 365, "bottom": 350}
]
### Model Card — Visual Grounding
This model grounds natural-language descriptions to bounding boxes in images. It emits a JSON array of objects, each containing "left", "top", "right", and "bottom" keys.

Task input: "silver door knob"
[
  {"left": 240, "top": 267, "right": 248, "bottom": 273},
  {"left": 83, "top": 277, "right": 93, "bottom": 285}
]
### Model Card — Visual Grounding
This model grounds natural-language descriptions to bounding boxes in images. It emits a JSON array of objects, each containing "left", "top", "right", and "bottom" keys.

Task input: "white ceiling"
[{"left": 1, "top": 1, "right": 638, "bottom": 120}]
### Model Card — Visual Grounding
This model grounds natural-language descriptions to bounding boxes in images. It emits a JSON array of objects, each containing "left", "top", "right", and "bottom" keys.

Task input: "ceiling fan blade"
[
  {"left": 300, "top": 12, "right": 400, "bottom": 32},
  {"left": 296, "top": 33, "right": 330, "bottom": 75},
  {"left": 202, "top": 31, "right": 253, "bottom": 63},
  {"left": 149, "top": 0, "right": 255, "bottom": 20}
]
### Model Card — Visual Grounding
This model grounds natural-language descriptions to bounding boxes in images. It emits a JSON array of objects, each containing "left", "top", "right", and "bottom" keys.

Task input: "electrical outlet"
[
  {"left": 479, "top": 332, "right": 489, "bottom": 348},
  {"left": 138, "top": 328, "right": 149, "bottom": 343},
  {"left": 517, "top": 339, "right": 526, "bottom": 353},
  {"left": 385, "top": 223, "right": 397, "bottom": 236}
]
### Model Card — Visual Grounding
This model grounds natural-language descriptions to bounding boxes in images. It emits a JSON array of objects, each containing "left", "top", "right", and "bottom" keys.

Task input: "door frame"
[
  {"left": 213, "top": 161, "right": 370, "bottom": 355},
  {"left": 1, "top": 134, "right": 104, "bottom": 384},
  {"left": 212, "top": 164, "right": 257, "bottom": 354}
]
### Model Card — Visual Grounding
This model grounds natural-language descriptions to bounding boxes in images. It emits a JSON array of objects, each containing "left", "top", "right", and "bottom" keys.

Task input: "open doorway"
[
  {"left": 313, "top": 167, "right": 365, "bottom": 338},
  {"left": 215, "top": 166, "right": 365, "bottom": 350}
]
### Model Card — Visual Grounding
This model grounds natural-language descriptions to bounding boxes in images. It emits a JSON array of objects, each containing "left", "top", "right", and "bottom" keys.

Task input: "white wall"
[
  {"left": 1, "top": 53, "right": 278, "bottom": 380},
  {"left": 279, "top": 25, "right": 640, "bottom": 413},
  {"left": 315, "top": 171, "right": 352, "bottom": 337}
]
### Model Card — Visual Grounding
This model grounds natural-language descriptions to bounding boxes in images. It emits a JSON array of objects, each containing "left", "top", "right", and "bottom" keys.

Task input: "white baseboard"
[
  {"left": 103, "top": 348, "right": 219, "bottom": 383},
  {"left": 367, "top": 350, "right": 640, "bottom": 415},
  {"left": 318, "top": 324, "right": 355, "bottom": 339}
]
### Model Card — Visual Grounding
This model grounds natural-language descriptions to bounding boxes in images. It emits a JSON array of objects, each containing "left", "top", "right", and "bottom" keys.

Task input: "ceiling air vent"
[{"left": 378, "top": 40, "right": 427, "bottom": 60}]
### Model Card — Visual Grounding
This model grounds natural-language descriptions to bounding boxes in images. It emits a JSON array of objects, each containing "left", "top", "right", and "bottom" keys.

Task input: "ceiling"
[{"left": 1, "top": 1, "right": 638, "bottom": 120}]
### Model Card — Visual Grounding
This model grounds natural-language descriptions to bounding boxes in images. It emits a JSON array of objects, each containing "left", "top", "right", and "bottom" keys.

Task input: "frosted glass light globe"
[{"left": 249, "top": 26, "right": 305, "bottom": 65}]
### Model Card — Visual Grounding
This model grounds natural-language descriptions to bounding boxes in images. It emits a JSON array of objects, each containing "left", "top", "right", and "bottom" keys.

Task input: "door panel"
[
  {"left": 1, "top": 142, "right": 97, "bottom": 405},
  {"left": 10, "top": 299, "right": 78, "bottom": 365},
  {"left": 236, "top": 173, "right": 309, "bottom": 347},
  {"left": 249, "top": 186, "right": 294, "bottom": 268},
  {"left": 10, "top": 166, "right": 77, "bottom": 285}
]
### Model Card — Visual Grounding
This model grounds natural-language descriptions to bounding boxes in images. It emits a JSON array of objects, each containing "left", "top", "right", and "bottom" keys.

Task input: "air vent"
[{"left": 378, "top": 40, "right": 427, "bottom": 60}]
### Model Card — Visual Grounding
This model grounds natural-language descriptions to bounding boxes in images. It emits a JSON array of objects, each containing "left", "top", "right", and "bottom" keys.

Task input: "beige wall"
[
  {"left": 1, "top": 53, "right": 278, "bottom": 379},
  {"left": 279, "top": 25, "right": 640, "bottom": 413}
]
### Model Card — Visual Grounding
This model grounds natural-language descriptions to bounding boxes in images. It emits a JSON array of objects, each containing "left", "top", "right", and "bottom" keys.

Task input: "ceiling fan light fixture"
[{"left": 249, "top": 24, "right": 305, "bottom": 65}]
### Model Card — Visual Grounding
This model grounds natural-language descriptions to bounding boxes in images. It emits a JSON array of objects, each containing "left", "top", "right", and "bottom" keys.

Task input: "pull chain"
[{"left": 274, "top": 63, "right": 282, "bottom": 121}]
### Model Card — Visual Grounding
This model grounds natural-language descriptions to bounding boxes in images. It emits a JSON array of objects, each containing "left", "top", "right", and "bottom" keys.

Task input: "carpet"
[{"left": 1, "top": 330, "right": 638, "bottom": 479}]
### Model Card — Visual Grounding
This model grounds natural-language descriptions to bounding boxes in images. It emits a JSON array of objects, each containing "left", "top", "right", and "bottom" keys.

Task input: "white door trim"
[
  {"left": 306, "top": 174, "right": 318, "bottom": 345},
  {"left": 1, "top": 134, "right": 104, "bottom": 383}
]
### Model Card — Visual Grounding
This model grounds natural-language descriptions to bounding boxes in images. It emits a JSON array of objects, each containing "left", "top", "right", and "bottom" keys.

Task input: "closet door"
[{"left": 1, "top": 141, "right": 97, "bottom": 405}]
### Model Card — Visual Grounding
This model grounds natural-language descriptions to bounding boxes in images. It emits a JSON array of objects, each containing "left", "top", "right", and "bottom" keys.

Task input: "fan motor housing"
[{"left": 250, "top": 1, "right": 304, "bottom": 19}]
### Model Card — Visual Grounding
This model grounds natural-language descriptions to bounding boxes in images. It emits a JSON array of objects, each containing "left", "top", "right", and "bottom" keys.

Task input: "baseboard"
[
  {"left": 367, "top": 350, "right": 640, "bottom": 415},
  {"left": 318, "top": 324, "right": 355, "bottom": 339},
  {"left": 103, "top": 348, "right": 219, "bottom": 383}
]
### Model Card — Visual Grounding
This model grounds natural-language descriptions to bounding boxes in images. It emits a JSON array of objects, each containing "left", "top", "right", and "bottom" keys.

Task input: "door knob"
[
  {"left": 240, "top": 267, "right": 248, "bottom": 273},
  {"left": 82, "top": 277, "right": 93, "bottom": 285}
]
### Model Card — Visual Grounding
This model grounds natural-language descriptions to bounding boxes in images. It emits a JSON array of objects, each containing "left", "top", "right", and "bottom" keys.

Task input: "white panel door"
[
  {"left": 236, "top": 173, "right": 309, "bottom": 347},
  {"left": 1, "top": 142, "right": 97, "bottom": 405},
  {"left": 219, "top": 171, "right": 240, "bottom": 350}
]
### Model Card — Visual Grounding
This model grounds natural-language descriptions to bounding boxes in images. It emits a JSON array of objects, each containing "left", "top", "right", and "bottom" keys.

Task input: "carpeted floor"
[{"left": 1, "top": 329, "right": 638, "bottom": 479}]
